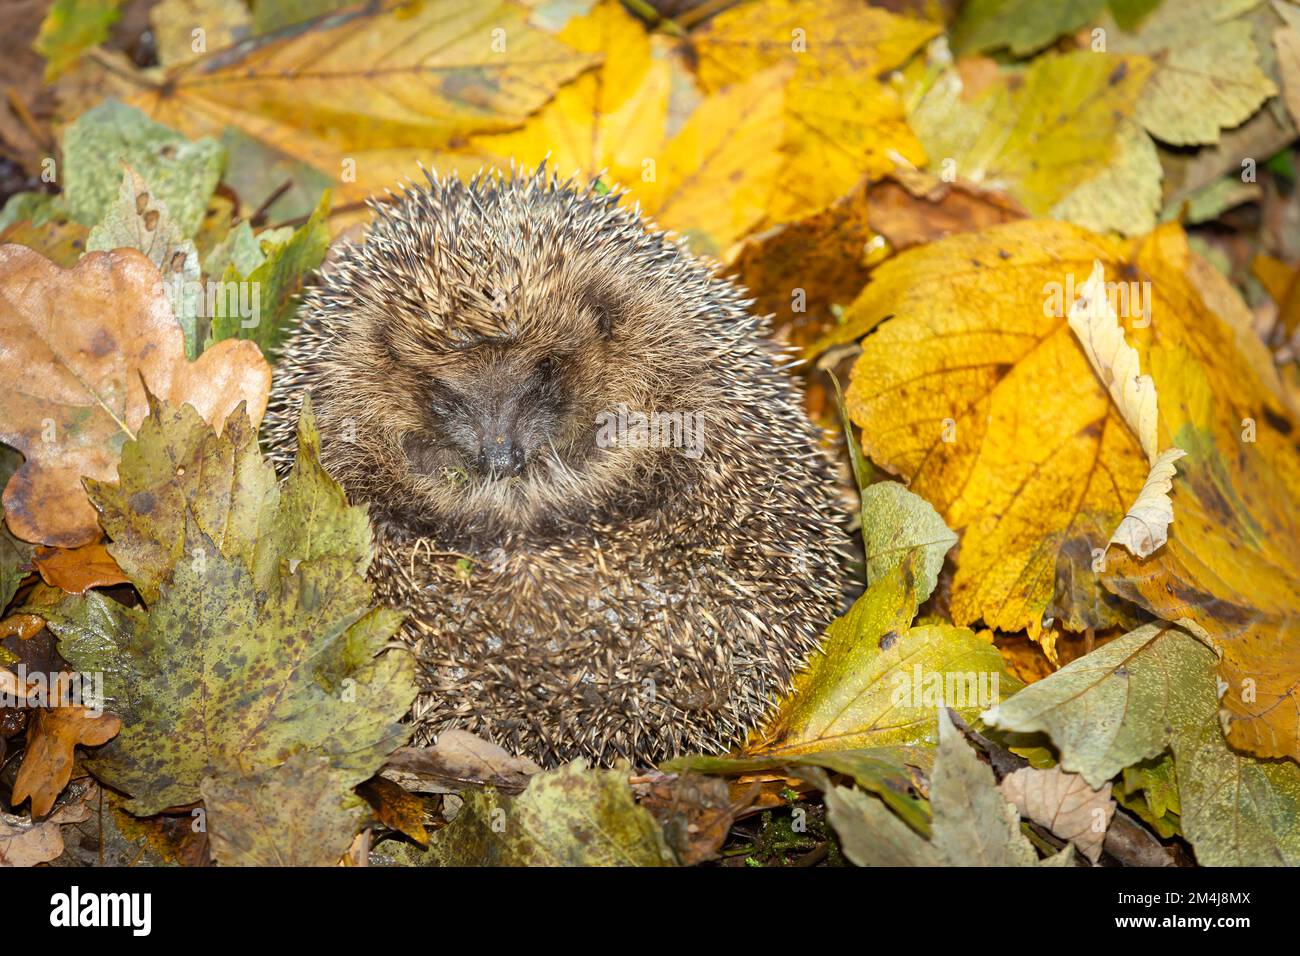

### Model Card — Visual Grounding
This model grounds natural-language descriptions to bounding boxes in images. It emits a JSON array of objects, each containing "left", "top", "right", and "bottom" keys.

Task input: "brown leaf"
[
  {"left": 33, "top": 542, "right": 129, "bottom": 593},
  {"left": 382, "top": 729, "right": 540, "bottom": 795},
  {"left": 358, "top": 776, "right": 429, "bottom": 846},
  {"left": 0, "top": 613, "right": 44, "bottom": 640},
  {"left": 1000, "top": 765, "right": 1116, "bottom": 863},
  {"left": 634, "top": 771, "right": 753, "bottom": 866},
  {"left": 12, "top": 674, "right": 122, "bottom": 818},
  {"left": 0, "top": 245, "right": 271, "bottom": 546}
]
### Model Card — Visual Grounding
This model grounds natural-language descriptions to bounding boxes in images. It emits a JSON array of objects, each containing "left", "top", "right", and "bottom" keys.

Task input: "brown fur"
[{"left": 264, "top": 167, "right": 847, "bottom": 766}]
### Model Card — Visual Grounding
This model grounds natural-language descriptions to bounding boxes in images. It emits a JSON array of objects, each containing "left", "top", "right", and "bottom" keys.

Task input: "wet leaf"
[{"left": 33, "top": 543, "right": 128, "bottom": 594}]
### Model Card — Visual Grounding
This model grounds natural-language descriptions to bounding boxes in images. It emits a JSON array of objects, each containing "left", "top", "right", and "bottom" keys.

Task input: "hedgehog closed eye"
[{"left": 263, "top": 165, "right": 847, "bottom": 767}]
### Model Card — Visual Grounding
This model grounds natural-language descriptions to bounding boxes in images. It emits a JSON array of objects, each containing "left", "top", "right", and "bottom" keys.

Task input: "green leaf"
[
  {"left": 985, "top": 623, "right": 1300, "bottom": 865},
  {"left": 201, "top": 753, "right": 368, "bottom": 866},
  {"left": 1105, "top": 0, "right": 1276, "bottom": 146},
  {"left": 86, "top": 397, "right": 279, "bottom": 605},
  {"left": 755, "top": 556, "right": 1020, "bottom": 755},
  {"left": 88, "top": 166, "right": 204, "bottom": 357},
  {"left": 207, "top": 191, "right": 331, "bottom": 360},
  {"left": 953, "top": 0, "right": 1106, "bottom": 57},
  {"left": 823, "top": 711, "right": 1071, "bottom": 866},
  {"left": 423, "top": 762, "right": 676, "bottom": 866},
  {"left": 34, "top": 398, "right": 412, "bottom": 834},
  {"left": 33, "top": 0, "right": 125, "bottom": 81},
  {"left": 861, "top": 481, "right": 957, "bottom": 603},
  {"left": 62, "top": 101, "right": 224, "bottom": 239}
]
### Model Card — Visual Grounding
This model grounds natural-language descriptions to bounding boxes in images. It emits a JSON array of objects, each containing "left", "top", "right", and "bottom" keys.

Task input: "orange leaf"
[
  {"left": 12, "top": 674, "right": 121, "bottom": 818},
  {"left": 33, "top": 542, "right": 129, "bottom": 594},
  {"left": 0, "top": 245, "right": 271, "bottom": 547}
]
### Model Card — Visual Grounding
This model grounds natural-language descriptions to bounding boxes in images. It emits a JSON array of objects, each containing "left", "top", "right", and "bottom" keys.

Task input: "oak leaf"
[{"left": 0, "top": 245, "right": 271, "bottom": 546}]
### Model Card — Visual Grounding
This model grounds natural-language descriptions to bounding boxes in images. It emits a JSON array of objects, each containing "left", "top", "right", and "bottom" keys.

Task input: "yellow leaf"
[
  {"left": 836, "top": 221, "right": 1270, "bottom": 639},
  {"left": 908, "top": 51, "right": 1158, "bottom": 235},
  {"left": 127, "top": 0, "right": 599, "bottom": 206}
]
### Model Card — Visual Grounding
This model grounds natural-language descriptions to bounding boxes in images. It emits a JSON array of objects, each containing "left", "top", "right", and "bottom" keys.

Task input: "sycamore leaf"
[
  {"left": 0, "top": 245, "right": 271, "bottom": 547},
  {"left": 823, "top": 711, "right": 1070, "bottom": 866},
  {"left": 202, "top": 753, "right": 368, "bottom": 866},
  {"left": 830, "top": 221, "right": 1273, "bottom": 641},
  {"left": 952, "top": 0, "right": 1106, "bottom": 57},
  {"left": 12, "top": 674, "right": 121, "bottom": 817},
  {"left": 999, "top": 765, "right": 1115, "bottom": 863},
  {"left": 128, "top": 0, "right": 599, "bottom": 208},
  {"left": 907, "top": 52, "right": 1159, "bottom": 236},
  {"left": 985, "top": 623, "right": 1300, "bottom": 865},
  {"left": 752, "top": 542, "right": 1018, "bottom": 755},
  {"left": 29, "top": 399, "right": 412, "bottom": 824},
  {"left": 424, "top": 761, "right": 676, "bottom": 866},
  {"left": 62, "top": 101, "right": 224, "bottom": 239},
  {"left": 88, "top": 165, "right": 203, "bottom": 357},
  {"left": 1104, "top": 0, "right": 1277, "bottom": 146}
]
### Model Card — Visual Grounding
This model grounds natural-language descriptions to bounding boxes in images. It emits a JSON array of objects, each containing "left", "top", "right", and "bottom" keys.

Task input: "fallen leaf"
[
  {"left": 88, "top": 165, "right": 203, "bottom": 357},
  {"left": 907, "top": 51, "right": 1159, "bottom": 236},
  {"left": 0, "top": 245, "right": 271, "bottom": 546},
  {"left": 822, "top": 710, "right": 1071, "bottom": 866},
  {"left": 357, "top": 775, "right": 429, "bottom": 845},
  {"left": 1104, "top": 0, "right": 1277, "bottom": 146},
  {"left": 62, "top": 101, "right": 224, "bottom": 239},
  {"left": 202, "top": 753, "right": 368, "bottom": 866},
  {"left": 636, "top": 771, "right": 747, "bottom": 866},
  {"left": 33, "top": 543, "right": 128, "bottom": 594},
  {"left": 129, "top": 0, "right": 599, "bottom": 207},
  {"left": 952, "top": 0, "right": 1106, "bottom": 56},
  {"left": 382, "top": 729, "right": 540, "bottom": 795},
  {"left": 32, "top": 0, "right": 124, "bottom": 81},
  {"left": 999, "top": 764, "right": 1115, "bottom": 862},
  {"left": 985, "top": 623, "right": 1300, "bottom": 865},
  {"left": 829, "top": 221, "right": 1275, "bottom": 641},
  {"left": 150, "top": 0, "right": 251, "bottom": 68},
  {"left": 752, "top": 485, "right": 1018, "bottom": 755},
  {"left": 12, "top": 673, "right": 121, "bottom": 817},
  {"left": 31, "top": 399, "right": 413, "bottom": 821},
  {"left": 423, "top": 761, "right": 675, "bottom": 866}
]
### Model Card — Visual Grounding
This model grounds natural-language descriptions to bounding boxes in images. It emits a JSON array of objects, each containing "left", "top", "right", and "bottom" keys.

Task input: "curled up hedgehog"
[{"left": 264, "top": 166, "right": 847, "bottom": 766}]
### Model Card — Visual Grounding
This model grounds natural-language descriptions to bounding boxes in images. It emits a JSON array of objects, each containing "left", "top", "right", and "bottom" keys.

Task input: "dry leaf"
[
  {"left": 12, "top": 674, "right": 121, "bottom": 818},
  {"left": 1000, "top": 765, "right": 1116, "bottom": 863},
  {"left": 0, "top": 245, "right": 271, "bottom": 546},
  {"left": 33, "top": 542, "right": 128, "bottom": 594}
]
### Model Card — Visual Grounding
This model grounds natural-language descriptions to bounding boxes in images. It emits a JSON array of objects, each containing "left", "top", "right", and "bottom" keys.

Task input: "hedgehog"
[{"left": 263, "top": 166, "right": 847, "bottom": 767}]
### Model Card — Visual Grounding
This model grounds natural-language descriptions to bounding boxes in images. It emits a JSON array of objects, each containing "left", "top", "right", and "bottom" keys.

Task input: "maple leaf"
[
  {"left": 29, "top": 398, "right": 413, "bottom": 869},
  {"left": 0, "top": 245, "right": 271, "bottom": 547}
]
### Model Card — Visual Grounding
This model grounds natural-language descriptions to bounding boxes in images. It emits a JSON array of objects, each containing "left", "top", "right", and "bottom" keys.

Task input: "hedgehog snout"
[{"left": 476, "top": 428, "right": 526, "bottom": 478}]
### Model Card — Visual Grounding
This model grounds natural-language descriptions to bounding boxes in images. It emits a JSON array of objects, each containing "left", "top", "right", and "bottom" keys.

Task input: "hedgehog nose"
[{"left": 478, "top": 433, "right": 525, "bottom": 478}]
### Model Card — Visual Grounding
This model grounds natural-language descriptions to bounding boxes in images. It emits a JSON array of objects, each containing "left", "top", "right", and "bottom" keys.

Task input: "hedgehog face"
[{"left": 303, "top": 172, "right": 725, "bottom": 540}]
